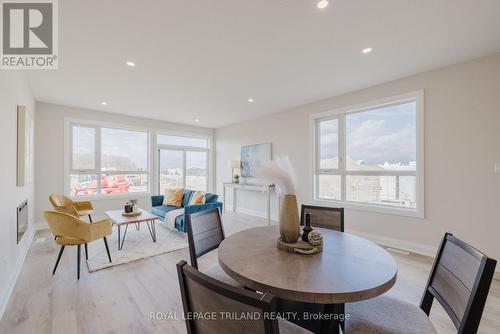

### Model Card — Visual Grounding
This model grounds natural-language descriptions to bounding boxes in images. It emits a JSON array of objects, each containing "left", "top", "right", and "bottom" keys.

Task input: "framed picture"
[
  {"left": 17, "top": 106, "right": 34, "bottom": 187},
  {"left": 241, "top": 143, "right": 272, "bottom": 177}
]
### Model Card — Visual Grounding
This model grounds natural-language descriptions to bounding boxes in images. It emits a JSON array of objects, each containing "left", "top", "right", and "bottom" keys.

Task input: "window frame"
[
  {"left": 157, "top": 131, "right": 210, "bottom": 193},
  {"left": 65, "top": 119, "right": 152, "bottom": 199},
  {"left": 310, "top": 91, "right": 425, "bottom": 218}
]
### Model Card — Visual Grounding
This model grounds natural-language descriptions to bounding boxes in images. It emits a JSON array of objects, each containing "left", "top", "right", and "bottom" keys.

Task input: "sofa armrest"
[
  {"left": 88, "top": 219, "right": 112, "bottom": 241},
  {"left": 151, "top": 195, "right": 164, "bottom": 207},
  {"left": 54, "top": 205, "right": 79, "bottom": 217},
  {"left": 184, "top": 202, "right": 223, "bottom": 215},
  {"left": 73, "top": 201, "right": 93, "bottom": 211}
]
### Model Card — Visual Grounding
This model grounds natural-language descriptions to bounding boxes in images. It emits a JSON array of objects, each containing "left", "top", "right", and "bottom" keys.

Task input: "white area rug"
[{"left": 86, "top": 222, "right": 187, "bottom": 272}]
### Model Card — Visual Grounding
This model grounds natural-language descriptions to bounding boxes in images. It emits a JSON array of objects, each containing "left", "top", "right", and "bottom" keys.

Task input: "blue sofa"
[{"left": 150, "top": 189, "right": 223, "bottom": 233}]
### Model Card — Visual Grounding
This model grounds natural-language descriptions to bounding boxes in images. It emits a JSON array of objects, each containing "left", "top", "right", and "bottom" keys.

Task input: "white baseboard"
[
  {"left": 226, "top": 206, "right": 278, "bottom": 222},
  {"left": 348, "top": 229, "right": 500, "bottom": 276},
  {"left": 34, "top": 221, "right": 48, "bottom": 230},
  {"left": 348, "top": 229, "right": 438, "bottom": 258},
  {"left": 0, "top": 226, "right": 35, "bottom": 321}
]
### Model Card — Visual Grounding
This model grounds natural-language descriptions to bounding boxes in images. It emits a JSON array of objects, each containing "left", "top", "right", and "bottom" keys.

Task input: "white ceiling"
[{"left": 27, "top": 0, "right": 500, "bottom": 128}]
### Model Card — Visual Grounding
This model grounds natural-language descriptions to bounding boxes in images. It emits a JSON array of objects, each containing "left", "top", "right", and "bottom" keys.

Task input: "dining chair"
[
  {"left": 177, "top": 260, "right": 313, "bottom": 334},
  {"left": 346, "top": 233, "right": 497, "bottom": 334},
  {"left": 44, "top": 211, "right": 113, "bottom": 280},
  {"left": 300, "top": 205, "right": 344, "bottom": 232},
  {"left": 185, "top": 208, "right": 242, "bottom": 287}
]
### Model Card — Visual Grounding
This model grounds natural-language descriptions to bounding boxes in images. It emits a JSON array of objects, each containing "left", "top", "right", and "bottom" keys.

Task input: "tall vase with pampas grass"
[{"left": 256, "top": 156, "right": 300, "bottom": 244}]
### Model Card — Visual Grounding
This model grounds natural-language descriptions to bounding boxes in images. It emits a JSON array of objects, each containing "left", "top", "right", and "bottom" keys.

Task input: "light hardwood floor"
[{"left": 1, "top": 212, "right": 499, "bottom": 334}]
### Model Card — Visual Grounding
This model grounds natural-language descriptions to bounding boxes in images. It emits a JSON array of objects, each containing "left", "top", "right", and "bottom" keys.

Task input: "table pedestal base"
[{"left": 321, "top": 303, "right": 345, "bottom": 334}]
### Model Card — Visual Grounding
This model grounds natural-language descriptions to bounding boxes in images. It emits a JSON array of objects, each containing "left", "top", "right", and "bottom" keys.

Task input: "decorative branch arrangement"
[
  {"left": 256, "top": 156, "right": 300, "bottom": 244},
  {"left": 255, "top": 156, "right": 297, "bottom": 195}
]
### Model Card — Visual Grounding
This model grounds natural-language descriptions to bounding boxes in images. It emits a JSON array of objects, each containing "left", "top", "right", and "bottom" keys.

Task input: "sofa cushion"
[
  {"left": 189, "top": 191, "right": 206, "bottom": 205},
  {"left": 151, "top": 205, "right": 181, "bottom": 219},
  {"left": 205, "top": 193, "right": 218, "bottom": 203},
  {"left": 163, "top": 188, "right": 184, "bottom": 207},
  {"left": 182, "top": 189, "right": 194, "bottom": 207}
]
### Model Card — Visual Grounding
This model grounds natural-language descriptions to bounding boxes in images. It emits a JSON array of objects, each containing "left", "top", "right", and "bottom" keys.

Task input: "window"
[
  {"left": 313, "top": 92, "right": 423, "bottom": 216},
  {"left": 158, "top": 133, "right": 209, "bottom": 192},
  {"left": 69, "top": 123, "right": 150, "bottom": 197}
]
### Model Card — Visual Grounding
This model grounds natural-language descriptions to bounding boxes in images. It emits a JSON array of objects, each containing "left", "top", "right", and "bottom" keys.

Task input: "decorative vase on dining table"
[{"left": 279, "top": 194, "right": 300, "bottom": 243}]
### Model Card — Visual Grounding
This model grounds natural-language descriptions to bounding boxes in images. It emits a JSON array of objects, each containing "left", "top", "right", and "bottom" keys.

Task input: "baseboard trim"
[
  {"left": 348, "top": 229, "right": 438, "bottom": 258},
  {"left": 0, "top": 226, "right": 35, "bottom": 321},
  {"left": 36, "top": 211, "right": 500, "bottom": 278},
  {"left": 348, "top": 229, "right": 500, "bottom": 275},
  {"left": 226, "top": 207, "right": 278, "bottom": 222},
  {"left": 34, "top": 221, "right": 48, "bottom": 230}
]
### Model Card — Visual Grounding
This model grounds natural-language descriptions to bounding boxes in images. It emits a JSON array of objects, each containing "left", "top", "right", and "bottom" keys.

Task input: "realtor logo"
[{"left": 1, "top": 0, "right": 58, "bottom": 69}]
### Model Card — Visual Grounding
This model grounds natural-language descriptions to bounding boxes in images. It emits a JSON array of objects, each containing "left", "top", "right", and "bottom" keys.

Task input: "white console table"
[{"left": 222, "top": 183, "right": 275, "bottom": 225}]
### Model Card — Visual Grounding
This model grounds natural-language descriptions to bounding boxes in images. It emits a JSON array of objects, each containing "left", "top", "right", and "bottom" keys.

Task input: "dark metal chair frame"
[
  {"left": 185, "top": 207, "right": 225, "bottom": 269},
  {"left": 420, "top": 233, "right": 497, "bottom": 334},
  {"left": 177, "top": 260, "right": 279, "bottom": 334},
  {"left": 300, "top": 204, "right": 344, "bottom": 232}
]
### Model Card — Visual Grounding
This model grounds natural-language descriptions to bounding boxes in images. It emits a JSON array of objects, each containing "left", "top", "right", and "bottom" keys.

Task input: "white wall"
[
  {"left": 0, "top": 72, "right": 36, "bottom": 317},
  {"left": 216, "top": 53, "right": 500, "bottom": 262},
  {"left": 34, "top": 102, "right": 214, "bottom": 226}
]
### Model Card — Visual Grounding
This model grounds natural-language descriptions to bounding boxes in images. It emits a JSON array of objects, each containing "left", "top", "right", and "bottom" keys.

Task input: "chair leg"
[
  {"left": 84, "top": 243, "right": 88, "bottom": 260},
  {"left": 88, "top": 214, "right": 93, "bottom": 223},
  {"left": 77, "top": 245, "right": 81, "bottom": 280},
  {"left": 54, "top": 235, "right": 57, "bottom": 240},
  {"left": 103, "top": 237, "right": 112, "bottom": 263},
  {"left": 52, "top": 245, "right": 65, "bottom": 275}
]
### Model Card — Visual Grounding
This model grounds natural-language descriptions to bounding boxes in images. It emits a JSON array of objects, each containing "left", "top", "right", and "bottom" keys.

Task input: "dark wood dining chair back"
[
  {"left": 186, "top": 208, "right": 225, "bottom": 269},
  {"left": 420, "top": 233, "right": 497, "bottom": 334},
  {"left": 177, "top": 260, "right": 279, "bottom": 334},
  {"left": 300, "top": 205, "right": 344, "bottom": 232}
]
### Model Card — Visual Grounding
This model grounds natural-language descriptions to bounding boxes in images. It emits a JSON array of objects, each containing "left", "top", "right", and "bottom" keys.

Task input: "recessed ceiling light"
[
  {"left": 125, "top": 61, "right": 136, "bottom": 67},
  {"left": 194, "top": 118, "right": 200, "bottom": 122},
  {"left": 361, "top": 47, "right": 373, "bottom": 54},
  {"left": 317, "top": 0, "right": 329, "bottom": 9},
  {"left": 247, "top": 98, "right": 255, "bottom": 103},
  {"left": 101, "top": 101, "right": 108, "bottom": 105}
]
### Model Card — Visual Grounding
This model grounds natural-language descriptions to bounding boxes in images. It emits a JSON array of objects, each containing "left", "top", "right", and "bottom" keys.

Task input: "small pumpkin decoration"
[{"left": 308, "top": 230, "right": 323, "bottom": 246}]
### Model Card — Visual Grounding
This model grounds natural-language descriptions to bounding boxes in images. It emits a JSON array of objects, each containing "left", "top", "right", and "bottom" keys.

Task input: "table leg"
[
  {"left": 266, "top": 188, "right": 271, "bottom": 225},
  {"left": 223, "top": 185, "right": 226, "bottom": 213},
  {"left": 321, "top": 303, "right": 345, "bottom": 334},
  {"left": 233, "top": 188, "right": 237, "bottom": 213},
  {"left": 146, "top": 220, "right": 157, "bottom": 243},
  {"left": 119, "top": 224, "right": 129, "bottom": 250},
  {"left": 152, "top": 220, "right": 157, "bottom": 241}
]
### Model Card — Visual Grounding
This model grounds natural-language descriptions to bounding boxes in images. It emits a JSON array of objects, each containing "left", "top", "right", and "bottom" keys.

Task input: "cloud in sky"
[{"left": 320, "top": 101, "right": 416, "bottom": 165}]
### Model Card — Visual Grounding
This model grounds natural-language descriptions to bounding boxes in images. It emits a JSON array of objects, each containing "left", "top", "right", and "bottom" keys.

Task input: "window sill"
[
  {"left": 69, "top": 192, "right": 152, "bottom": 201},
  {"left": 312, "top": 198, "right": 424, "bottom": 219}
]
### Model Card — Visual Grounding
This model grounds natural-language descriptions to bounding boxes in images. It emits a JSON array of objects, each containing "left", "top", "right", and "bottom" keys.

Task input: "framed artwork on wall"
[
  {"left": 17, "top": 105, "right": 34, "bottom": 187},
  {"left": 241, "top": 143, "right": 272, "bottom": 177}
]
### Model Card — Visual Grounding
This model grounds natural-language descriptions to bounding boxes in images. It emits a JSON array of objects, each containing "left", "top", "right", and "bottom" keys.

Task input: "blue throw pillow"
[
  {"left": 205, "top": 193, "right": 218, "bottom": 203},
  {"left": 182, "top": 189, "right": 194, "bottom": 207}
]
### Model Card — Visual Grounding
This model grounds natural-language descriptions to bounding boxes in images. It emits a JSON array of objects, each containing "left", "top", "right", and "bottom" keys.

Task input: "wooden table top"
[
  {"left": 218, "top": 226, "right": 398, "bottom": 304},
  {"left": 104, "top": 209, "right": 159, "bottom": 225}
]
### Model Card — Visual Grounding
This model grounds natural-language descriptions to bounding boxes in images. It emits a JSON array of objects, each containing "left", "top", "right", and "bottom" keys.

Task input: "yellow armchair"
[
  {"left": 44, "top": 211, "right": 112, "bottom": 280},
  {"left": 49, "top": 194, "right": 94, "bottom": 221}
]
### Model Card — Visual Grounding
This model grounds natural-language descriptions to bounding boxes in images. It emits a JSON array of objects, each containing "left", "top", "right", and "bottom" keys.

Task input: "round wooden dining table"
[{"left": 218, "top": 226, "right": 398, "bottom": 334}]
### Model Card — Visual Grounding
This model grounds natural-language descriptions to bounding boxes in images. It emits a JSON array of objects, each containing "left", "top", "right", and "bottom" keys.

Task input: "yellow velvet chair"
[
  {"left": 49, "top": 194, "right": 94, "bottom": 221},
  {"left": 44, "top": 211, "right": 113, "bottom": 280},
  {"left": 49, "top": 194, "right": 96, "bottom": 256}
]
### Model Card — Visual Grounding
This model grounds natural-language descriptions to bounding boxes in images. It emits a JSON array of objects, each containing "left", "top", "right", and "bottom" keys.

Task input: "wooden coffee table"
[{"left": 104, "top": 209, "right": 160, "bottom": 250}]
